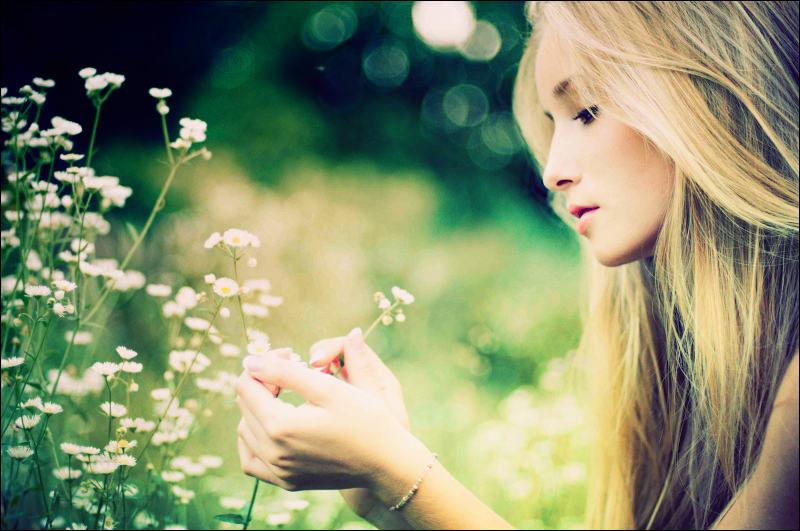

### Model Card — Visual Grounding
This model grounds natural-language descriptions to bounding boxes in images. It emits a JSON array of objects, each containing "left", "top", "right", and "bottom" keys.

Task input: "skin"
[{"left": 534, "top": 26, "right": 675, "bottom": 266}]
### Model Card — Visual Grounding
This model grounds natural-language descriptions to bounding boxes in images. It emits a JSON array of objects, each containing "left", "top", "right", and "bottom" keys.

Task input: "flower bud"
[
  {"left": 381, "top": 315, "right": 393, "bottom": 326},
  {"left": 13, "top": 318, "right": 22, "bottom": 327},
  {"left": 55, "top": 290, "right": 65, "bottom": 300},
  {"left": 130, "top": 382, "right": 139, "bottom": 392},
  {"left": 164, "top": 371, "right": 174, "bottom": 381}
]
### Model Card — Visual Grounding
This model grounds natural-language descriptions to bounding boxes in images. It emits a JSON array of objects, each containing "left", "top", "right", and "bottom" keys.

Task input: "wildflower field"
[{"left": 2, "top": 2, "right": 589, "bottom": 530}]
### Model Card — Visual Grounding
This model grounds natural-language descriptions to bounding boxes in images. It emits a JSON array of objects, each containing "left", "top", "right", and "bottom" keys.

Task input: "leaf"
[
  {"left": 213, "top": 514, "right": 246, "bottom": 525},
  {"left": 125, "top": 222, "right": 140, "bottom": 243}
]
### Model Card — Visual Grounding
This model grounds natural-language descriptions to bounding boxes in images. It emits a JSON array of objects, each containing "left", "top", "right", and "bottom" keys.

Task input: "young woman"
[{"left": 234, "top": 2, "right": 799, "bottom": 529}]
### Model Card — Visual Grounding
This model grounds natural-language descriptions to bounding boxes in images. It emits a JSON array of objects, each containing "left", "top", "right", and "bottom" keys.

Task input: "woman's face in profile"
[{"left": 534, "top": 26, "right": 675, "bottom": 267}]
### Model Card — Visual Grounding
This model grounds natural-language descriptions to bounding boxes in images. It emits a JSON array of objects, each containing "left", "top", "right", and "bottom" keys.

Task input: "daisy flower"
[
  {"left": 25, "top": 285, "right": 51, "bottom": 297},
  {"left": 212, "top": 277, "right": 239, "bottom": 298},
  {"left": 391, "top": 286, "right": 415, "bottom": 305},
  {"left": 116, "top": 346, "right": 138, "bottom": 359},
  {"left": 60, "top": 442, "right": 83, "bottom": 455},
  {"left": 246, "top": 340, "right": 271, "bottom": 356},
  {"left": 121, "top": 361, "right": 143, "bottom": 373},
  {"left": 1, "top": 357, "right": 25, "bottom": 369},
  {"left": 222, "top": 228, "right": 260, "bottom": 248},
  {"left": 115, "top": 454, "right": 137, "bottom": 467},
  {"left": 91, "top": 362, "right": 121, "bottom": 377},
  {"left": 146, "top": 284, "right": 171, "bottom": 297},
  {"left": 41, "top": 402, "right": 63, "bottom": 415},
  {"left": 53, "top": 467, "right": 82, "bottom": 480},
  {"left": 15, "top": 414, "right": 42, "bottom": 429},
  {"left": 100, "top": 402, "right": 127, "bottom": 417},
  {"left": 53, "top": 279, "right": 78, "bottom": 292},
  {"left": 149, "top": 88, "right": 172, "bottom": 99},
  {"left": 203, "top": 232, "right": 222, "bottom": 249},
  {"left": 7, "top": 446, "right": 34, "bottom": 460}
]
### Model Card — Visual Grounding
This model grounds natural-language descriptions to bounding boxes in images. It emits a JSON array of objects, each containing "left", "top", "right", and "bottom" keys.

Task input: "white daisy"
[
  {"left": 116, "top": 346, "right": 137, "bottom": 360},
  {"left": 7, "top": 446, "right": 34, "bottom": 460},
  {"left": 25, "top": 285, "right": 51, "bottom": 297},
  {"left": 203, "top": 232, "right": 222, "bottom": 249},
  {"left": 149, "top": 88, "right": 172, "bottom": 99},
  {"left": 15, "top": 414, "right": 42, "bottom": 429},
  {"left": 53, "top": 280, "right": 78, "bottom": 292},
  {"left": 53, "top": 303, "right": 67, "bottom": 317},
  {"left": 391, "top": 286, "right": 415, "bottom": 305},
  {"left": 60, "top": 442, "right": 83, "bottom": 455},
  {"left": 145, "top": 284, "right": 171, "bottom": 297},
  {"left": 41, "top": 402, "right": 63, "bottom": 415},
  {"left": 212, "top": 277, "right": 239, "bottom": 298},
  {"left": 91, "top": 362, "right": 120, "bottom": 376},
  {"left": 100, "top": 402, "right": 127, "bottom": 417},
  {"left": 222, "top": 228, "right": 260, "bottom": 248},
  {"left": 53, "top": 467, "right": 82, "bottom": 480},
  {"left": 220, "top": 344, "right": 241, "bottom": 357},
  {"left": 115, "top": 454, "right": 137, "bottom": 467},
  {"left": 121, "top": 361, "right": 143, "bottom": 373},
  {"left": 1, "top": 357, "right": 25, "bottom": 369},
  {"left": 246, "top": 340, "right": 271, "bottom": 356}
]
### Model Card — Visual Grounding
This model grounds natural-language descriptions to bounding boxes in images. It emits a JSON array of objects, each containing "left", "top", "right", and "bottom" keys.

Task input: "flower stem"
[{"left": 242, "top": 478, "right": 260, "bottom": 530}]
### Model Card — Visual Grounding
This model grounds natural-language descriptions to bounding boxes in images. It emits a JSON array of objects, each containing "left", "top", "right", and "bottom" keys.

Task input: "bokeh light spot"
[
  {"left": 362, "top": 39, "right": 410, "bottom": 90},
  {"left": 412, "top": 1, "right": 476, "bottom": 49},
  {"left": 459, "top": 20, "right": 502, "bottom": 61},
  {"left": 443, "top": 84, "right": 488, "bottom": 127},
  {"left": 302, "top": 4, "right": 358, "bottom": 51}
]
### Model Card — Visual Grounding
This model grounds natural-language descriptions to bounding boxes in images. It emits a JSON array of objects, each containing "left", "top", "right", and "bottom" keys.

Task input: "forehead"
[{"left": 534, "top": 27, "right": 574, "bottom": 104}]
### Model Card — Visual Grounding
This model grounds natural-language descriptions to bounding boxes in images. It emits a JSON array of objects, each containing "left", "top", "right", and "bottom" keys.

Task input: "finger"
[
  {"left": 238, "top": 435, "right": 279, "bottom": 484},
  {"left": 243, "top": 356, "right": 349, "bottom": 407},
  {"left": 236, "top": 371, "right": 295, "bottom": 425},
  {"left": 309, "top": 337, "right": 347, "bottom": 367},
  {"left": 341, "top": 327, "right": 397, "bottom": 395}
]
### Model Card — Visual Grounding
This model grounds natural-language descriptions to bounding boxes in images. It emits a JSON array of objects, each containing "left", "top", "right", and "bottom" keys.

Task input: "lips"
[{"left": 568, "top": 205, "right": 599, "bottom": 218}]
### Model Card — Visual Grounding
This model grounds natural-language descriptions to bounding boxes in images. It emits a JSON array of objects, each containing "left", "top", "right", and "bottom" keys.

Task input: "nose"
[{"left": 541, "top": 133, "right": 581, "bottom": 192}]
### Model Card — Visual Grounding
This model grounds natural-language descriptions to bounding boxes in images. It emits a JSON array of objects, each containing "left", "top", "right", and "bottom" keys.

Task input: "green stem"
[
  {"left": 242, "top": 479, "right": 260, "bottom": 530},
  {"left": 105, "top": 377, "right": 113, "bottom": 443},
  {"left": 93, "top": 473, "right": 110, "bottom": 531},
  {"left": 85, "top": 102, "right": 102, "bottom": 170},
  {"left": 81, "top": 158, "right": 181, "bottom": 324}
]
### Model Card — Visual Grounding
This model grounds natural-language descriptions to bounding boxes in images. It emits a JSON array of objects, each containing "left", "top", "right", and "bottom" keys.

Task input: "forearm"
[{"left": 369, "top": 432, "right": 516, "bottom": 530}]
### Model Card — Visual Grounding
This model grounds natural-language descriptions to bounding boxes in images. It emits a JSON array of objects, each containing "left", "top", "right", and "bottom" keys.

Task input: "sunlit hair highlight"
[{"left": 513, "top": 2, "right": 798, "bottom": 529}]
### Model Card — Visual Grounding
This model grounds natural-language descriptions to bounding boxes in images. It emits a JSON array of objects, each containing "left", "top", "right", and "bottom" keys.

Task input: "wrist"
[{"left": 370, "top": 428, "right": 435, "bottom": 509}]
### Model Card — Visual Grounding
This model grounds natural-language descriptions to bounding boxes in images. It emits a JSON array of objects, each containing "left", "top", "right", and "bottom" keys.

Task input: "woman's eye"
[{"left": 573, "top": 106, "right": 599, "bottom": 125}]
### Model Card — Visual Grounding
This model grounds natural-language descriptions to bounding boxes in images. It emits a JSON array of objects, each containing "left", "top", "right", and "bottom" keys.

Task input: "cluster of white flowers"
[
  {"left": 373, "top": 286, "right": 414, "bottom": 325},
  {"left": 204, "top": 228, "right": 261, "bottom": 250},
  {"left": 171, "top": 117, "right": 208, "bottom": 151},
  {"left": 79, "top": 68, "right": 125, "bottom": 96}
]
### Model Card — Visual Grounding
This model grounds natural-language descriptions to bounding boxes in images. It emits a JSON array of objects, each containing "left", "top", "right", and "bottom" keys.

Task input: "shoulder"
[
  {"left": 773, "top": 350, "right": 799, "bottom": 411},
  {"left": 711, "top": 349, "right": 799, "bottom": 530}
]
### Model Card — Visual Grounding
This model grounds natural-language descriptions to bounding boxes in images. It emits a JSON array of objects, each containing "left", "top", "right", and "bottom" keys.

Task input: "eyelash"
[{"left": 573, "top": 106, "right": 599, "bottom": 125}]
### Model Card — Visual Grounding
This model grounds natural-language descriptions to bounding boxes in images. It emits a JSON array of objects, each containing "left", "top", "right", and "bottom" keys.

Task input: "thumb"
[{"left": 341, "top": 327, "right": 388, "bottom": 396}]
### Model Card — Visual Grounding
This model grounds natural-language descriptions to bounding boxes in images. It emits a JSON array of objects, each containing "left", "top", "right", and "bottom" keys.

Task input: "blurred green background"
[{"left": 2, "top": 2, "right": 588, "bottom": 528}]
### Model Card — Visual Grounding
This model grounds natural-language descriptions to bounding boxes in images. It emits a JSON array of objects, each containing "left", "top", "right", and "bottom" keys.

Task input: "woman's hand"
[
  {"left": 235, "top": 342, "right": 416, "bottom": 495},
  {"left": 305, "top": 328, "right": 412, "bottom": 520}
]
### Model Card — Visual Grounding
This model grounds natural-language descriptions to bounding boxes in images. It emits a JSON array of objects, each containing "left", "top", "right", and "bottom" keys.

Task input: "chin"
[{"left": 591, "top": 242, "right": 650, "bottom": 267}]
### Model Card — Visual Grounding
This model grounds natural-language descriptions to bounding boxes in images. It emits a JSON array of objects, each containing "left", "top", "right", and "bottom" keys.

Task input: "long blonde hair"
[{"left": 513, "top": 2, "right": 799, "bottom": 528}]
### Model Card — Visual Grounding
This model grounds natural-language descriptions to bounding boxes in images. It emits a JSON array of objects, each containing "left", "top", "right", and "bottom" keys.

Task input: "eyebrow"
[{"left": 543, "top": 78, "right": 572, "bottom": 121}]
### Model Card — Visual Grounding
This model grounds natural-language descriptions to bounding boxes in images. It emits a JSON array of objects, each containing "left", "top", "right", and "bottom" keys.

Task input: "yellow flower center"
[{"left": 222, "top": 287, "right": 230, "bottom": 294}]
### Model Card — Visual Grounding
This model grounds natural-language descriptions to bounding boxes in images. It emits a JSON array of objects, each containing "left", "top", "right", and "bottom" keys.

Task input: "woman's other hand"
[{"left": 235, "top": 349, "right": 417, "bottom": 495}]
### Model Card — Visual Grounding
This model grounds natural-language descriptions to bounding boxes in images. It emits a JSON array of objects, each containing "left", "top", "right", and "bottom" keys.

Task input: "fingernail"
[
  {"left": 243, "top": 356, "right": 265, "bottom": 372},
  {"left": 348, "top": 327, "right": 364, "bottom": 351}
]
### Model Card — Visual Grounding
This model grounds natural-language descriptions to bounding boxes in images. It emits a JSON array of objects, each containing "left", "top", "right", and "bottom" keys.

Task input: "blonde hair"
[{"left": 513, "top": 2, "right": 799, "bottom": 529}]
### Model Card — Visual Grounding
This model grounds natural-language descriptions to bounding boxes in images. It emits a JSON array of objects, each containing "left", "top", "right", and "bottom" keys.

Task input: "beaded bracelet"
[{"left": 388, "top": 453, "right": 439, "bottom": 511}]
